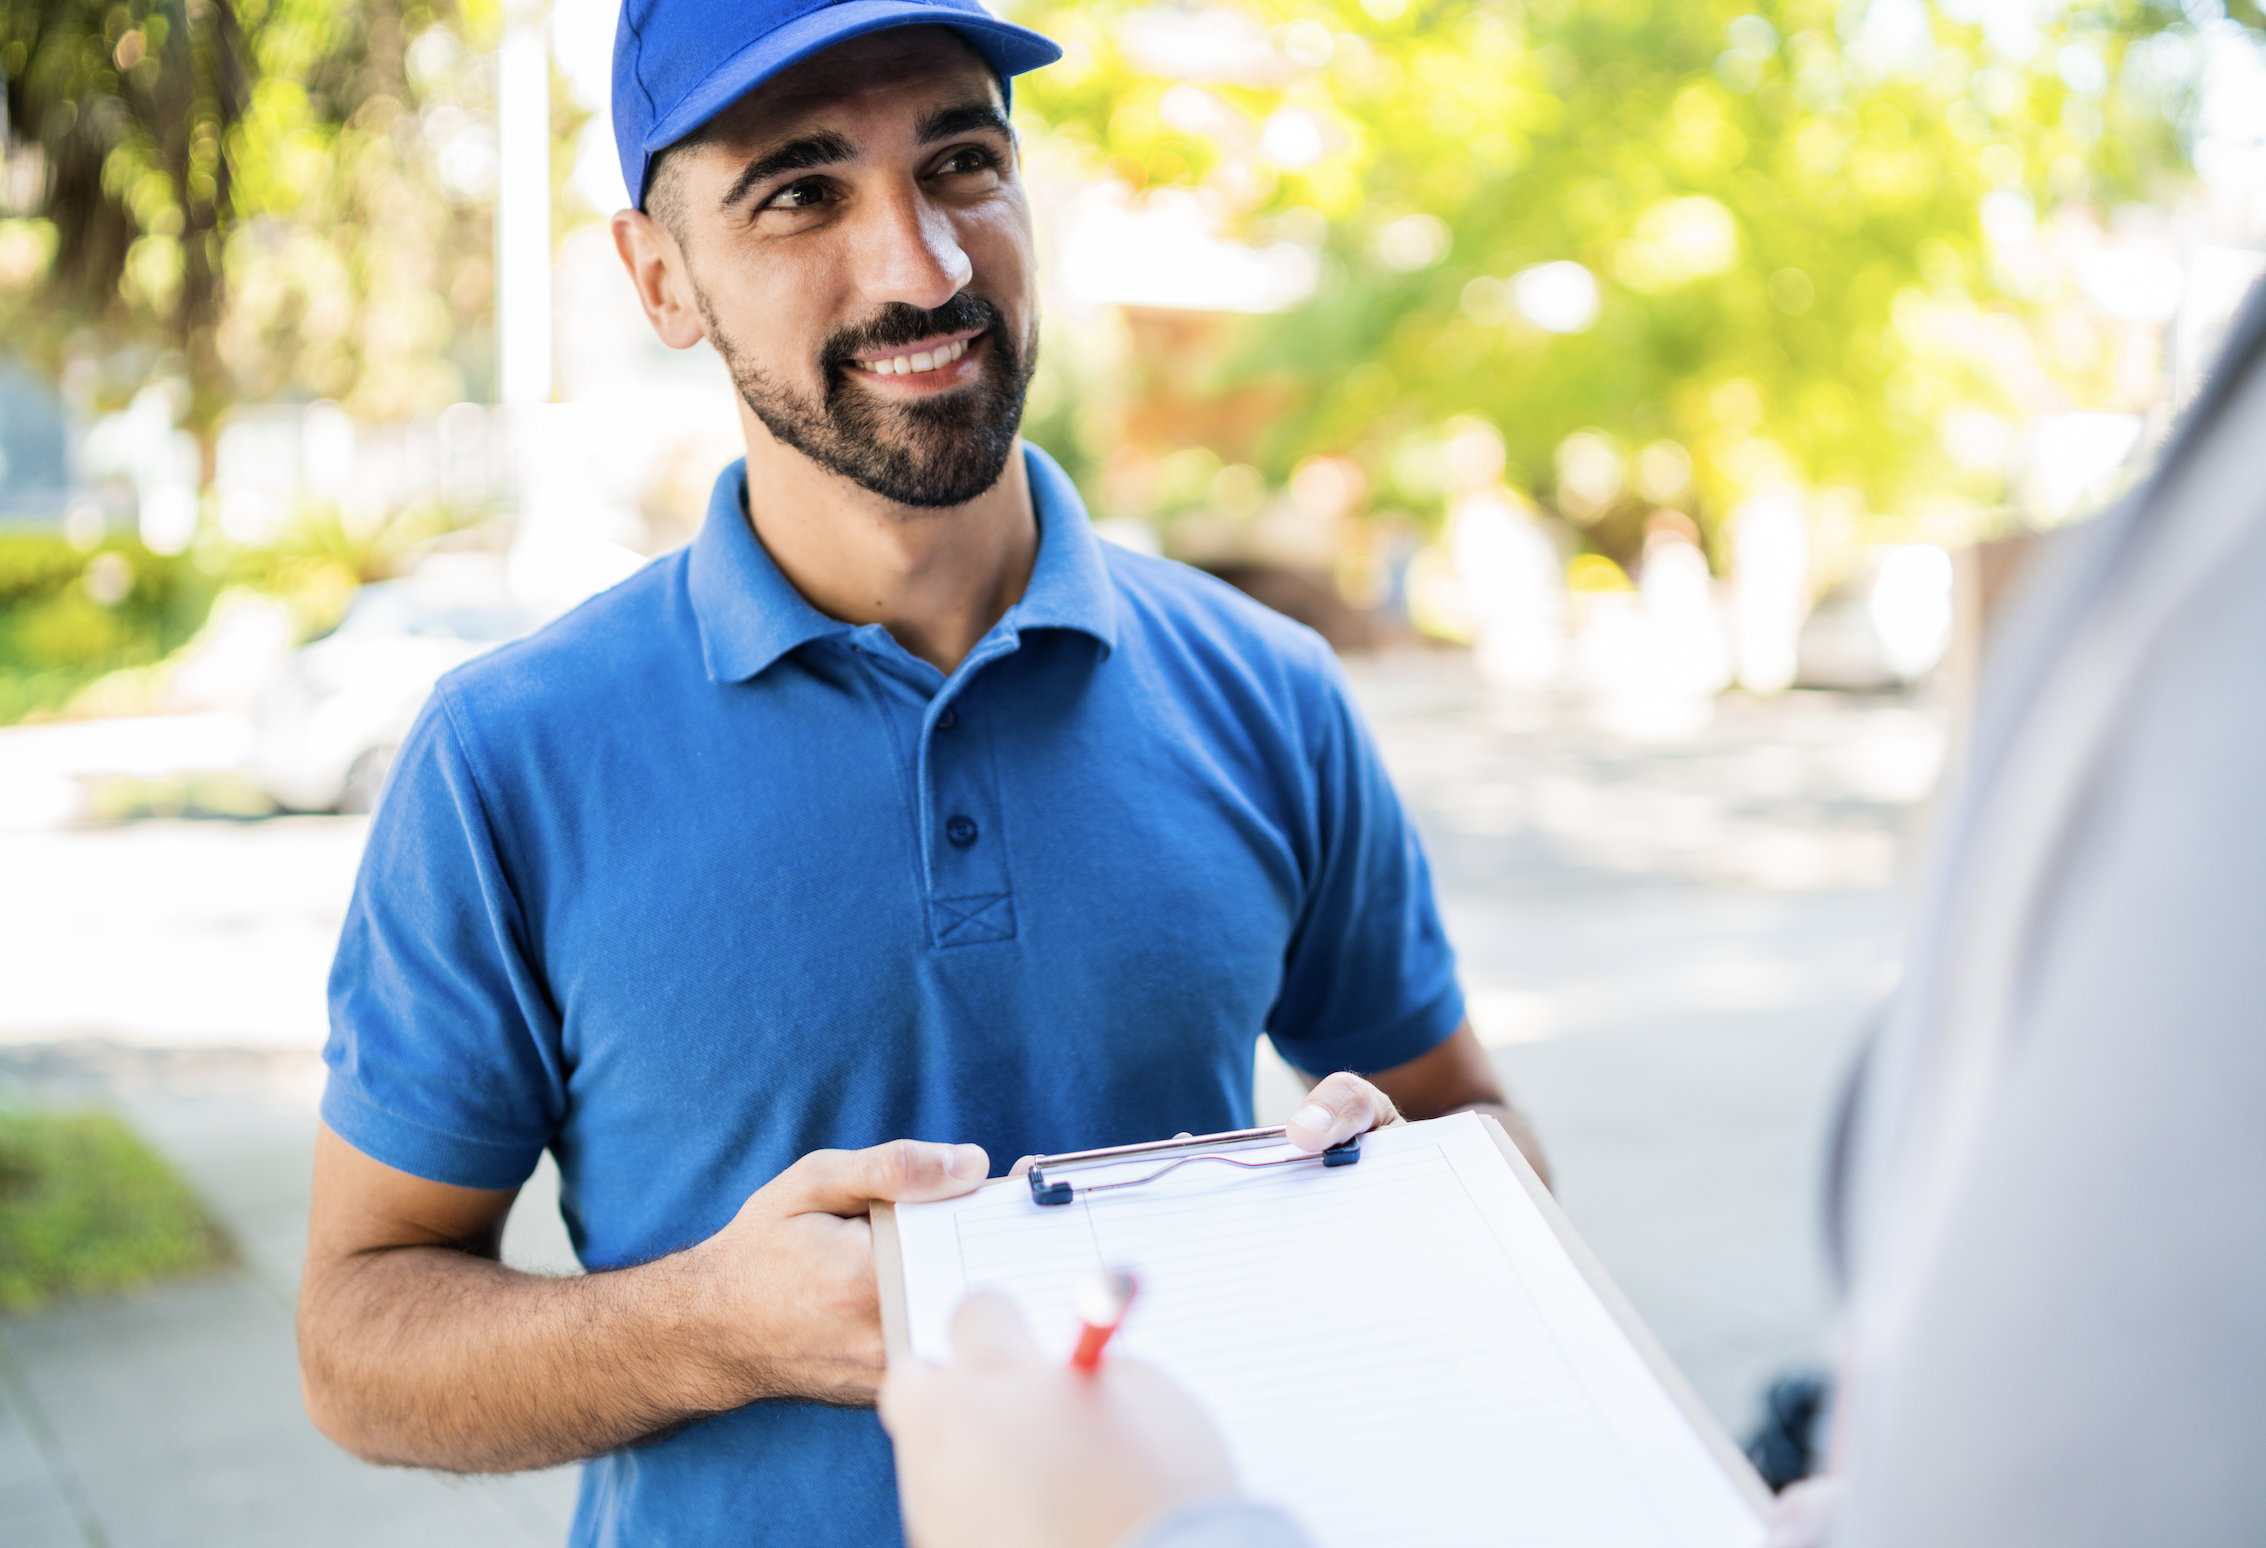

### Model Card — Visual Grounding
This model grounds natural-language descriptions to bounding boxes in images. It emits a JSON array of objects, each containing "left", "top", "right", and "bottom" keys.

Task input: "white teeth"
[{"left": 860, "top": 339, "right": 970, "bottom": 376}]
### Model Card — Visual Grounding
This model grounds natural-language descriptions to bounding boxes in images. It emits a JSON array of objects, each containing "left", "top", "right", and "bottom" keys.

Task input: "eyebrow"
[
  {"left": 718, "top": 129, "right": 858, "bottom": 212},
  {"left": 915, "top": 100, "right": 1016, "bottom": 147}
]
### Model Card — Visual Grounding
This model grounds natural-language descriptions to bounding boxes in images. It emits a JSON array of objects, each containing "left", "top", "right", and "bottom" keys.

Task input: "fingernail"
[
  {"left": 946, "top": 1145, "right": 986, "bottom": 1180},
  {"left": 1290, "top": 1102, "right": 1335, "bottom": 1136}
]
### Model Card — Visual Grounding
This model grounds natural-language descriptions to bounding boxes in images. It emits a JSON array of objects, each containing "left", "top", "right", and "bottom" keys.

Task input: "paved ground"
[
  {"left": 0, "top": 1048, "right": 583, "bottom": 1548},
  {"left": 1351, "top": 654, "right": 1942, "bottom": 1423},
  {"left": 0, "top": 652, "right": 1945, "bottom": 1544}
]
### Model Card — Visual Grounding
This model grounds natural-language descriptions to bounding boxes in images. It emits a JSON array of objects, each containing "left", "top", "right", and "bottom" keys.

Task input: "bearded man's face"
[{"left": 648, "top": 27, "right": 1040, "bottom": 510}]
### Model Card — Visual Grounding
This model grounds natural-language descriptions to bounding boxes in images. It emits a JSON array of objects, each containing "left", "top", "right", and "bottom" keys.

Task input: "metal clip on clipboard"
[{"left": 1027, "top": 1125, "right": 1362, "bottom": 1206}]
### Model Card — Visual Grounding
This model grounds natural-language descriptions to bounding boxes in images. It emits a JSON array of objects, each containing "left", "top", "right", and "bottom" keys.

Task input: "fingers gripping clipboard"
[{"left": 874, "top": 1113, "right": 1771, "bottom": 1548}]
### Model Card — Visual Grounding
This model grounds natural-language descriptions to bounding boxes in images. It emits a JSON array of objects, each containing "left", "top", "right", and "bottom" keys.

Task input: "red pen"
[{"left": 1070, "top": 1270, "right": 1139, "bottom": 1373}]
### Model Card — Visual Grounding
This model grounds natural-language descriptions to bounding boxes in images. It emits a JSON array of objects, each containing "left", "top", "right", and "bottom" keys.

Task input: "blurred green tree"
[
  {"left": 1008, "top": 0, "right": 2240, "bottom": 566},
  {"left": 0, "top": 0, "right": 248, "bottom": 445},
  {"left": 0, "top": 0, "right": 504, "bottom": 459}
]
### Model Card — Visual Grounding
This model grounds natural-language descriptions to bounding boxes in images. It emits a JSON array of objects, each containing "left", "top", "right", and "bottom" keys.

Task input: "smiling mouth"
[{"left": 847, "top": 332, "right": 981, "bottom": 378}]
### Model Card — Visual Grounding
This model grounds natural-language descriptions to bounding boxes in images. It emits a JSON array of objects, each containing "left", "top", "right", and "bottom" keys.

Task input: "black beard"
[{"left": 701, "top": 291, "right": 1036, "bottom": 509}]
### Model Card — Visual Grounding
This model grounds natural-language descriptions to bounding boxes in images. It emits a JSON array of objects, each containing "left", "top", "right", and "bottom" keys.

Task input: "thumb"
[
  {"left": 875, "top": 1349, "right": 940, "bottom": 1440},
  {"left": 950, "top": 1291, "right": 1045, "bottom": 1369},
  {"left": 1285, "top": 1071, "right": 1396, "bottom": 1151},
  {"left": 784, "top": 1138, "right": 990, "bottom": 1216}
]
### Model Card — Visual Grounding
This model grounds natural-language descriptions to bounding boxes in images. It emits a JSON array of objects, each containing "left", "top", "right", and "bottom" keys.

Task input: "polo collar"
[
  {"left": 1009, "top": 443, "right": 1119, "bottom": 657},
  {"left": 688, "top": 443, "right": 1118, "bottom": 684}
]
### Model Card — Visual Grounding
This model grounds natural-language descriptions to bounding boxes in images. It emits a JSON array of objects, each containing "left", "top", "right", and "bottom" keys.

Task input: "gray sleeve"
[
  {"left": 1832, "top": 462, "right": 2266, "bottom": 1545},
  {"left": 1119, "top": 1498, "right": 1316, "bottom": 1548}
]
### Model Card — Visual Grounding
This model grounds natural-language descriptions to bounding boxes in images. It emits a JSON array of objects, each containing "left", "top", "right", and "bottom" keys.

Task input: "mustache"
[{"left": 820, "top": 294, "right": 1004, "bottom": 371}]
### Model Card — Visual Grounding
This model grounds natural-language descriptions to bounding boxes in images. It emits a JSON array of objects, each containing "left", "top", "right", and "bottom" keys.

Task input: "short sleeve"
[
  {"left": 1263, "top": 653, "right": 1464, "bottom": 1076},
  {"left": 321, "top": 687, "right": 564, "bottom": 1190}
]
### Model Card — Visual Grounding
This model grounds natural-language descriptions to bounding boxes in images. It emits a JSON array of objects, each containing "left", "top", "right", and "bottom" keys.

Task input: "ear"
[{"left": 611, "top": 209, "right": 708, "bottom": 351}]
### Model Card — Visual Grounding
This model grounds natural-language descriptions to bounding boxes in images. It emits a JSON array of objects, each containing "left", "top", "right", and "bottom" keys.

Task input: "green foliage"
[
  {"left": 0, "top": 0, "right": 503, "bottom": 432},
  {"left": 215, "top": 0, "right": 508, "bottom": 417},
  {"left": 0, "top": 490, "right": 490, "bottom": 724},
  {"left": 1006, "top": 0, "right": 2229, "bottom": 559},
  {"left": 0, "top": 0, "right": 250, "bottom": 417},
  {"left": 0, "top": 534, "right": 221, "bottom": 722},
  {"left": 232, "top": 493, "right": 480, "bottom": 588},
  {"left": 0, "top": 1105, "right": 232, "bottom": 1313}
]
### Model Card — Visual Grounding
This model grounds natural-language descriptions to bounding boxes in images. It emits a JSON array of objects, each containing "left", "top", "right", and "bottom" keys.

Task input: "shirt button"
[
  {"left": 936, "top": 706, "right": 958, "bottom": 731},
  {"left": 945, "top": 815, "right": 979, "bottom": 847}
]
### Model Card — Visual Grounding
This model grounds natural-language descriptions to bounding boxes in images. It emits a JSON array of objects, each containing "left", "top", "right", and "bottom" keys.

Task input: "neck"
[{"left": 735, "top": 404, "right": 1038, "bottom": 675}]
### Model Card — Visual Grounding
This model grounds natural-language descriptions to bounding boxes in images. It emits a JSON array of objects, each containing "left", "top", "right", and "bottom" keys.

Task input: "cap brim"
[{"left": 640, "top": 2, "right": 1062, "bottom": 201}]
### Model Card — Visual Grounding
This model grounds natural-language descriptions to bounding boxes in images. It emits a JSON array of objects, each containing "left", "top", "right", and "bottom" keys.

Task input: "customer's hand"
[
  {"left": 1762, "top": 1474, "right": 1842, "bottom": 1548},
  {"left": 880, "top": 1293, "right": 1237, "bottom": 1548},
  {"left": 1282, "top": 1070, "right": 1403, "bottom": 1151},
  {"left": 689, "top": 1139, "right": 989, "bottom": 1407}
]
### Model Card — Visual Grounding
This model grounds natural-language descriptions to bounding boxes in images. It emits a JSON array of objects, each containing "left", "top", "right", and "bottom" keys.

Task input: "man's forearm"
[
  {"left": 298, "top": 1240, "right": 753, "bottom": 1473},
  {"left": 301, "top": 1131, "right": 983, "bottom": 1475}
]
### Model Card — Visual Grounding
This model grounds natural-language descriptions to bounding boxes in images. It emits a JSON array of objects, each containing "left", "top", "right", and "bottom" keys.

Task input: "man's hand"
[
  {"left": 879, "top": 1293, "right": 1236, "bottom": 1548},
  {"left": 1283, "top": 1022, "right": 1552, "bottom": 1187},
  {"left": 687, "top": 1138, "right": 989, "bottom": 1407},
  {"left": 1282, "top": 1069, "right": 1402, "bottom": 1151},
  {"left": 299, "top": 1128, "right": 987, "bottom": 1472}
]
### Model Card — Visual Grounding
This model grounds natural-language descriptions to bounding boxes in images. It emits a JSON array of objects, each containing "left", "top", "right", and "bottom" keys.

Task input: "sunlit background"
[
  {"left": 4, "top": 0, "right": 2263, "bottom": 755},
  {"left": 3, "top": 0, "right": 2264, "bottom": 1538}
]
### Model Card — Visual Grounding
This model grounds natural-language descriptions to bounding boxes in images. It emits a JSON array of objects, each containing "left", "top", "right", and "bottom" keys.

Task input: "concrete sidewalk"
[{"left": 0, "top": 1047, "right": 580, "bottom": 1548}]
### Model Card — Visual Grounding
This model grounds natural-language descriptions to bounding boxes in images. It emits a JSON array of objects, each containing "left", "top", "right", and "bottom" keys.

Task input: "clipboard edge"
[
  {"left": 873, "top": 1175, "right": 1021, "bottom": 1367},
  {"left": 871, "top": 1200, "right": 910, "bottom": 1366},
  {"left": 1471, "top": 1113, "right": 1778, "bottom": 1520}
]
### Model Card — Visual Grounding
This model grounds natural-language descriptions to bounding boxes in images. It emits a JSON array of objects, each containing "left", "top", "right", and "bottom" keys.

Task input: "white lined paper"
[{"left": 894, "top": 1114, "right": 1763, "bottom": 1548}]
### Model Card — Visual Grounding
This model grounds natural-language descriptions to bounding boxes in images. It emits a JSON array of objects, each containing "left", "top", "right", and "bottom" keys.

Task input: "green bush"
[
  {"left": 0, "top": 535, "right": 223, "bottom": 724},
  {"left": 0, "top": 1106, "right": 233, "bottom": 1312}
]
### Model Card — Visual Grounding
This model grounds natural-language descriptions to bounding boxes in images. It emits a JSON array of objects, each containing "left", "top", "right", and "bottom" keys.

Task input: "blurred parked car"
[
  {"left": 252, "top": 572, "right": 537, "bottom": 813},
  {"left": 1794, "top": 544, "right": 1954, "bottom": 692}
]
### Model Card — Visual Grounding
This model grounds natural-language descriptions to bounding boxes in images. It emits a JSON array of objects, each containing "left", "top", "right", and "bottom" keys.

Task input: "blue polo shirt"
[{"left": 322, "top": 444, "right": 1462, "bottom": 1546}]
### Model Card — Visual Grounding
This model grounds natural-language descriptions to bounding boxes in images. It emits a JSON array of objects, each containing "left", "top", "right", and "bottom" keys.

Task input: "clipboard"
[{"left": 876, "top": 1113, "right": 1771, "bottom": 1547}]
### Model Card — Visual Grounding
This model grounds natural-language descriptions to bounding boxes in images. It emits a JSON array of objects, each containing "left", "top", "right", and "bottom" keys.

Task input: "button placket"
[{"left": 922, "top": 674, "right": 1015, "bottom": 948}]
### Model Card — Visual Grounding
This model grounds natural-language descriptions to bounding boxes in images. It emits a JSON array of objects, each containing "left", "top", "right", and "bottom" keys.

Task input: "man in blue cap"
[{"left": 297, "top": 4, "right": 1544, "bottom": 1544}]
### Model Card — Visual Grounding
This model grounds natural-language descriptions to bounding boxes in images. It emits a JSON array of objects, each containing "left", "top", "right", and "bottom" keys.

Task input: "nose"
[{"left": 849, "top": 178, "right": 972, "bottom": 313}]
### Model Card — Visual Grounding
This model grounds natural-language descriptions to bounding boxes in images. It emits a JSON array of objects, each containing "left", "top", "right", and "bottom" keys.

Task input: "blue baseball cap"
[{"left": 613, "top": 0, "right": 1062, "bottom": 211}]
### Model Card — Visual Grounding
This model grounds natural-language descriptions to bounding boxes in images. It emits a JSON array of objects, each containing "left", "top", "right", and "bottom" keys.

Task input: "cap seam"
[
  {"left": 618, "top": 0, "right": 658, "bottom": 204},
  {"left": 621, "top": 0, "right": 659, "bottom": 124}
]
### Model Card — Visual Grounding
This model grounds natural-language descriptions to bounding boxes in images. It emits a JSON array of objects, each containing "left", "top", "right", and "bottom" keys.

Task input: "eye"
[
  {"left": 764, "top": 178, "right": 834, "bottom": 212},
  {"left": 934, "top": 146, "right": 1000, "bottom": 178}
]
